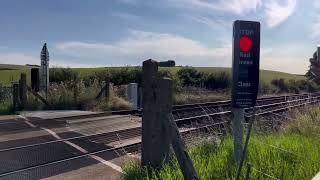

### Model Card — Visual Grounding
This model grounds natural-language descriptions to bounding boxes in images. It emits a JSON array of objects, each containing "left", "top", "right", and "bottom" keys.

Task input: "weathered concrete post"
[
  {"left": 12, "top": 83, "right": 20, "bottom": 111},
  {"left": 40, "top": 43, "right": 49, "bottom": 96},
  {"left": 105, "top": 81, "right": 110, "bottom": 103},
  {"left": 141, "top": 59, "right": 169, "bottom": 167},
  {"left": 232, "top": 108, "right": 244, "bottom": 161},
  {"left": 128, "top": 83, "right": 138, "bottom": 110},
  {"left": 19, "top": 73, "right": 27, "bottom": 109},
  {"left": 138, "top": 87, "right": 142, "bottom": 108}
]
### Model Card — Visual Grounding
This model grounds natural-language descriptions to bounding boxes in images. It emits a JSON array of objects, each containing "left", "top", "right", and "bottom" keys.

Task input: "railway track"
[{"left": 0, "top": 93, "right": 319, "bottom": 178}]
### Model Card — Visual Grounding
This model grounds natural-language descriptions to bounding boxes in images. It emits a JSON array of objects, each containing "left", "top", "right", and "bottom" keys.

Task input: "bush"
[
  {"left": 177, "top": 67, "right": 205, "bottom": 87},
  {"left": 50, "top": 67, "right": 80, "bottom": 83},
  {"left": 270, "top": 78, "right": 319, "bottom": 93},
  {"left": 159, "top": 60, "right": 175, "bottom": 67},
  {"left": 204, "top": 72, "right": 231, "bottom": 90}
]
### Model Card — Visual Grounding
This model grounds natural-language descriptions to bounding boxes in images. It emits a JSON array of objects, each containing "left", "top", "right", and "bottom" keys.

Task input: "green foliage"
[
  {"left": 271, "top": 78, "right": 319, "bottom": 93},
  {"left": 159, "top": 60, "right": 175, "bottom": 67},
  {"left": 123, "top": 107, "right": 320, "bottom": 180},
  {"left": 177, "top": 67, "right": 205, "bottom": 87},
  {"left": 204, "top": 72, "right": 231, "bottom": 90},
  {"left": 0, "top": 101, "right": 14, "bottom": 115},
  {"left": 49, "top": 67, "right": 80, "bottom": 83}
]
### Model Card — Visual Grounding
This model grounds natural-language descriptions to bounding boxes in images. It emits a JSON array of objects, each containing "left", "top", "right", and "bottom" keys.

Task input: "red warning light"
[{"left": 239, "top": 36, "right": 252, "bottom": 52}]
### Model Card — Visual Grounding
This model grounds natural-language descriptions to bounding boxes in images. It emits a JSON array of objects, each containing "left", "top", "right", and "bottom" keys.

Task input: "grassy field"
[
  {"left": 0, "top": 64, "right": 306, "bottom": 86},
  {"left": 0, "top": 64, "right": 35, "bottom": 85},
  {"left": 123, "top": 107, "right": 320, "bottom": 180}
]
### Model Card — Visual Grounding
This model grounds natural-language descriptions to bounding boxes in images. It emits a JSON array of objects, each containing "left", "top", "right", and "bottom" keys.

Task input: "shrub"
[
  {"left": 177, "top": 67, "right": 205, "bottom": 87},
  {"left": 159, "top": 60, "right": 175, "bottom": 67},
  {"left": 50, "top": 67, "right": 80, "bottom": 83},
  {"left": 270, "top": 78, "right": 319, "bottom": 93},
  {"left": 204, "top": 72, "right": 231, "bottom": 90}
]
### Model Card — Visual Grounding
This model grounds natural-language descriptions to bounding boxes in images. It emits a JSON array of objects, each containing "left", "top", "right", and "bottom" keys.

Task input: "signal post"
[{"left": 231, "top": 20, "right": 260, "bottom": 161}]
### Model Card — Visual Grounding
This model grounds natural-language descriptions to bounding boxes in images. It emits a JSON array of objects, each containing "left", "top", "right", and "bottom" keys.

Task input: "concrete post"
[
  {"left": 138, "top": 87, "right": 142, "bottom": 108},
  {"left": 73, "top": 82, "right": 78, "bottom": 105},
  {"left": 317, "top": 46, "right": 320, "bottom": 62},
  {"left": 12, "top": 83, "right": 20, "bottom": 111},
  {"left": 232, "top": 108, "right": 244, "bottom": 161},
  {"left": 105, "top": 81, "right": 110, "bottom": 103},
  {"left": 20, "top": 73, "right": 27, "bottom": 109},
  {"left": 141, "top": 59, "right": 169, "bottom": 167},
  {"left": 128, "top": 83, "right": 138, "bottom": 110}
]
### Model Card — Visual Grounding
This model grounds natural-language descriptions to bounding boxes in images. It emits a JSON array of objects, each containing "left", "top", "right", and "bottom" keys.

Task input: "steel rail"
[{"left": 24, "top": 93, "right": 318, "bottom": 122}]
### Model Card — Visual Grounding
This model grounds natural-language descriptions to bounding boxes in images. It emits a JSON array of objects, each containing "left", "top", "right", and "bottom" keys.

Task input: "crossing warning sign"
[{"left": 232, "top": 20, "right": 260, "bottom": 108}]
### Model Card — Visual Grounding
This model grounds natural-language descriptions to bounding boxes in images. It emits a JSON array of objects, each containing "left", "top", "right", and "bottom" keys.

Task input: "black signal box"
[{"left": 232, "top": 20, "right": 260, "bottom": 108}]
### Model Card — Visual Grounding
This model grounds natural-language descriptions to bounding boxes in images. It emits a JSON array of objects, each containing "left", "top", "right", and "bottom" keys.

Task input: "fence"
[
  {"left": 2, "top": 73, "right": 139, "bottom": 113},
  {"left": 0, "top": 84, "right": 13, "bottom": 102}
]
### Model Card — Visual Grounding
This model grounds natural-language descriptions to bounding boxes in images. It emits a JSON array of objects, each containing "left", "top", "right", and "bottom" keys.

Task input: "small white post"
[{"left": 128, "top": 83, "right": 138, "bottom": 110}]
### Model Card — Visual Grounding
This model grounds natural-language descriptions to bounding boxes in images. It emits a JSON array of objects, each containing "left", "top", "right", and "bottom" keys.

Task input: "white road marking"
[
  {"left": 18, "top": 115, "right": 36, "bottom": 128},
  {"left": 19, "top": 115, "right": 123, "bottom": 173}
]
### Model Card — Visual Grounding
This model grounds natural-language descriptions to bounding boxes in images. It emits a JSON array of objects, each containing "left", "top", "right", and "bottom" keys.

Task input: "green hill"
[{"left": 0, "top": 64, "right": 306, "bottom": 86}]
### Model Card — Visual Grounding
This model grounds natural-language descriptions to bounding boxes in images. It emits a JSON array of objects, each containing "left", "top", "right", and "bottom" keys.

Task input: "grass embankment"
[{"left": 123, "top": 107, "right": 320, "bottom": 180}]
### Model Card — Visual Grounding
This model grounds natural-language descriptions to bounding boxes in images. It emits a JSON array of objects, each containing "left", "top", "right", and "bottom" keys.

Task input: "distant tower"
[{"left": 39, "top": 43, "right": 49, "bottom": 93}]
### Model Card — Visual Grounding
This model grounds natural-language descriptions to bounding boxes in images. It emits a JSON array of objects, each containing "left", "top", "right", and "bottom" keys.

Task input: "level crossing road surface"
[{"left": 0, "top": 111, "right": 141, "bottom": 180}]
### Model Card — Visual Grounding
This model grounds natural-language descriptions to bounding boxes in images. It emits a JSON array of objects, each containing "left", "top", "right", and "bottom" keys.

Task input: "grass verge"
[{"left": 122, "top": 107, "right": 320, "bottom": 180}]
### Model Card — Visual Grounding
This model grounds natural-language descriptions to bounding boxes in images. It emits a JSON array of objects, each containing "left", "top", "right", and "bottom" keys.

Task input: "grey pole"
[{"left": 232, "top": 108, "right": 244, "bottom": 161}]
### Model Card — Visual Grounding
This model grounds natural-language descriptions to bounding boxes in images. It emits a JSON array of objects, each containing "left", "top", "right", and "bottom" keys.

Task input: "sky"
[{"left": 0, "top": 0, "right": 319, "bottom": 74}]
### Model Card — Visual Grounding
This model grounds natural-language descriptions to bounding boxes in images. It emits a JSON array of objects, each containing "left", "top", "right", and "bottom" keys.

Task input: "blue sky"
[{"left": 0, "top": 0, "right": 319, "bottom": 74}]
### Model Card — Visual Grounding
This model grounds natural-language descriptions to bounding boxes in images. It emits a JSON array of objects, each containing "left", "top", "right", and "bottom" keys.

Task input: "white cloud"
[
  {"left": 56, "top": 30, "right": 232, "bottom": 67},
  {"left": 55, "top": 31, "right": 307, "bottom": 74},
  {"left": 171, "top": 0, "right": 262, "bottom": 14},
  {"left": 315, "top": 0, "right": 320, "bottom": 8},
  {"left": 0, "top": 53, "right": 39, "bottom": 65},
  {"left": 310, "top": 15, "right": 320, "bottom": 39},
  {"left": 188, "top": 15, "right": 231, "bottom": 30},
  {"left": 310, "top": 1, "right": 320, "bottom": 39},
  {"left": 264, "top": 0, "right": 297, "bottom": 28}
]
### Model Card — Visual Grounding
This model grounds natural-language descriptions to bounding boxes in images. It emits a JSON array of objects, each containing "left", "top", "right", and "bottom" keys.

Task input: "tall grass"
[
  {"left": 25, "top": 80, "right": 132, "bottom": 111},
  {"left": 0, "top": 100, "right": 14, "bottom": 115},
  {"left": 123, "top": 107, "right": 320, "bottom": 180}
]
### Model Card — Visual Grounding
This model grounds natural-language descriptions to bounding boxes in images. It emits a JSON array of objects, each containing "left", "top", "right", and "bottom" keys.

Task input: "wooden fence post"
[
  {"left": 141, "top": 59, "right": 169, "bottom": 167},
  {"left": 20, "top": 73, "right": 27, "bottom": 109},
  {"left": 161, "top": 78, "right": 199, "bottom": 180},
  {"left": 31, "top": 68, "right": 40, "bottom": 92}
]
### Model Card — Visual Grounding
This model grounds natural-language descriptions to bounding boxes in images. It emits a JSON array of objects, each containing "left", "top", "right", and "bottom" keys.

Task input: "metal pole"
[
  {"left": 232, "top": 108, "right": 244, "bottom": 161},
  {"left": 236, "top": 107, "right": 256, "bottom": 180}
]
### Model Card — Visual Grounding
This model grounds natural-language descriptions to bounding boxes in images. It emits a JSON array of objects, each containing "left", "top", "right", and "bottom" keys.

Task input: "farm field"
[{"left": 0, "top": 64, "right": 306, "bottom": 86}]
